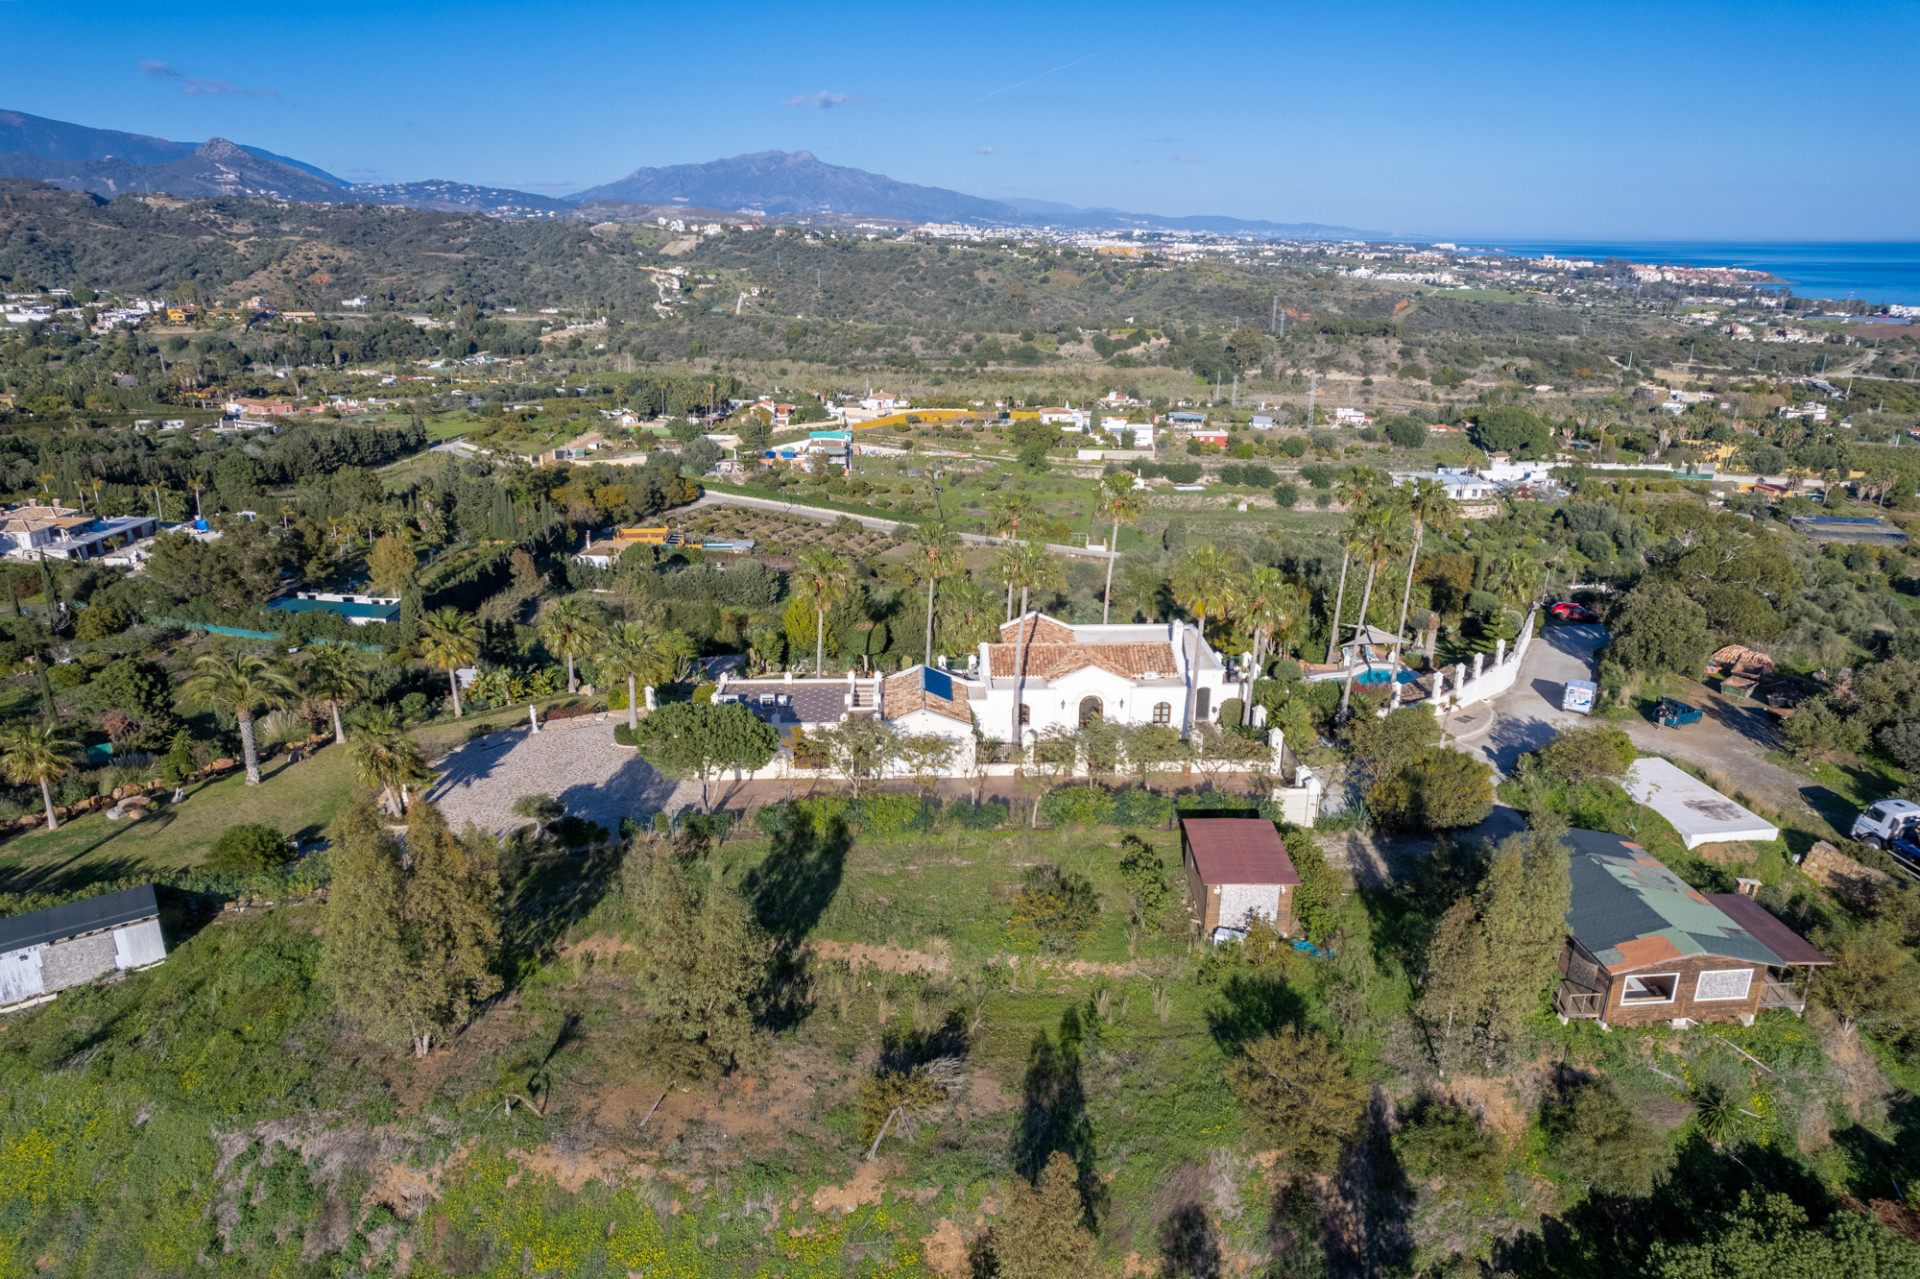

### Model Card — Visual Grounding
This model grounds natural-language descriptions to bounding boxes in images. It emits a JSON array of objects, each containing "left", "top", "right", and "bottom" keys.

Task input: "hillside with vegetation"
[{"left": 0, "top": 184, "right": 1915, "bottom": 1276}]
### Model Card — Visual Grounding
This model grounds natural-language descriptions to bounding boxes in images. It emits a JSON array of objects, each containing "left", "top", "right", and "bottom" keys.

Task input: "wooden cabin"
[
  {"left": 1553, "top": 829, "right": 1828, "bottom": 1028},
  {"left": 1182, "top": 817, "right": 1300, "bottom": 940}
]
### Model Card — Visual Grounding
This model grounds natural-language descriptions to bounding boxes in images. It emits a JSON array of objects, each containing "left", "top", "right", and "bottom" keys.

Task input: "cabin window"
[
  {"left": 1620, "top": 973, "right": 1678, "bottom": 1004},
  {"left": 1694, "top": 969, "right": 1754, "bottom": 1002},
  {"left": 1152, "top": 702, "right": 1172, "bottom": 725}
]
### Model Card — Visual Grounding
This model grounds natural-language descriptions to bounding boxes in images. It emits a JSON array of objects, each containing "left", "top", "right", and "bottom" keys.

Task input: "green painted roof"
[{"left": 1562, "top": 828, "right": 1783, "bottom": 969}]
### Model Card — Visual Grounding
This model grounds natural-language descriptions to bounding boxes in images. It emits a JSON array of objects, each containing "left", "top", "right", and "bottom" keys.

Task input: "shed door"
[
  {"left": 0, "top": 947, "right": 46, "bottom": 1005},
  {"left": 114, "top": 921, "right": 167, "bottom": 970}
]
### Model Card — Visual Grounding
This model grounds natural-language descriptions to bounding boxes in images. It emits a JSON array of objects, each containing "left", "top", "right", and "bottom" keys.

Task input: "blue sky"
[{"left": 6, "top": 0, "right": 1917, "bottom": 239}]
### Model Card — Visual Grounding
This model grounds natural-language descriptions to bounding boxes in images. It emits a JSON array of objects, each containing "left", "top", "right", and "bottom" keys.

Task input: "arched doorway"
[{"left": 1078, "top": 695, "right": 1103, "bottom": 726}]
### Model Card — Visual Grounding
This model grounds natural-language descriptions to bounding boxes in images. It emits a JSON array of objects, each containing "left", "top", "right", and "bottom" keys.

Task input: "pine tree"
[
  {"left": 1228, "top": 1026, "right": 1369, "bottom": 1175},
  {"left": 401, "top": 803, "right": 504, "bottom": 1057},
  {"left": 1474, "top": 822, "right": 1572, "bottom": 1060},
  {"left": 1419, "top": 897, "right": 1489, "bottom": 1074},
  {"left": 632, "top": 843, "right": 767, "bottom": 1076},
  {"left": 320, "top": 801, "right": 414, "bottom": 1050},
  {"left": 989, "top": 1150, "right": 1098, "bottom": 1279}
]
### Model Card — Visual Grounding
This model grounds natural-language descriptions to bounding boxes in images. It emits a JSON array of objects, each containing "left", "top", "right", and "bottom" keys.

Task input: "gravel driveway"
[{"left": 425, "top": 715, "right": 701, "bottom": 836}]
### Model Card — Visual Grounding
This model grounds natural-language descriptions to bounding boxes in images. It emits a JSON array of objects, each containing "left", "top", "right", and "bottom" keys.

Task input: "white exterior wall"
[
  {"left": 113, "top": 919, "right": 167, "bottom": 969},
  {"left": 0, "top": 946, "right": 45, "bottom": 1005}
]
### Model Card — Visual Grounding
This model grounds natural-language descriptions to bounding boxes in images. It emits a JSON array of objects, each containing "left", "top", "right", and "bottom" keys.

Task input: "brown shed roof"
[
  {"left": 1704, "top": 893, "right": 1832, "bottom": 966},
  {"left": 1183, "top": 817, "right": 1299, "bottom": 886}
]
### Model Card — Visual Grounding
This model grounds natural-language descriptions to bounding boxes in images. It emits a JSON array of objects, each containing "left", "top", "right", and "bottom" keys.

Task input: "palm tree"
[
  {"left": 347, "top": 706, "right": 432, "bottom": 814},
  {"left": 1233, "top": 567, "right": 1304, "bottom": 725},
  {"left": 538, "top": 598, "right": 601, "bottom": 694},
  {"left": 1485, "top": 550, "right": 1542, "bottom": 611},
  {"left": 420, "top": 608, "right": 480, "bottom": 718},
  {"left": 908, "top": 523, "right": 965, "bottom": 668},
  {"left": 1095, "top": 472, "right": 1146, "bottom": 624},
  {"left": 1390, "top": 478, "right": 1457, "bottom": 669},
  {"left": 0, "top": 721, "right": 74, "bottom": 831},
  {"left": 596, "top": 623, "right": 686, "bottom": 732},
  {"left": 1170, "top": 545, "right": 1240, "bottom": 645},
  {"left": 1007, "top": 543, "right": 1065, "bottom": 743},
  {"left": 182, "top": 651, "right": 299, "bottom": 786},
  {"left": 1338, "top": 503, "right": 1413, "bottom": 716},
  {"left": 988, "top": 492, "right": 1035, "bottom": 616},
  {"left": 303, "top": 644, "right": 368, "bottom": 746},
  {"left": 794, "top": 547, "right": 850, "bottom": 675},
  {"left": 1325, "top": 466, "right": 1393, "bottom": 661}
]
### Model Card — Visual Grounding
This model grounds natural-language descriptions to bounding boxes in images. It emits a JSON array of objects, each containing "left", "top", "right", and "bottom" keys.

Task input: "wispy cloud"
[
  {"left": 781, "top": 90, "right": 867, "bottom": 109},
  {"left": 972, "top": 53, "right": 1099, "bottom": 106},
  {"left": 973, "top": 146, "right": 999, "bottom": 155},
  {"left": 1173, "top": 154, "right": 1204, "bottom": 164},
  {"left": 141, "top": 60, "right": 277, "bottom": 97}
]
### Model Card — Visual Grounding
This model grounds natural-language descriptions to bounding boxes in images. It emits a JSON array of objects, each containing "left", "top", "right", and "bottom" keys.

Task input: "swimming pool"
[{"left": 1353, "top": 668, "right": 1421, "bottom": 686}]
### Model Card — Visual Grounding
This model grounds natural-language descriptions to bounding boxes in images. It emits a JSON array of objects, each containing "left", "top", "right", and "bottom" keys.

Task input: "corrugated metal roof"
[
  {"left": 0, "top": 884, "right": 160, "bottom": 954},
  {"left": 1562, "top": 829, "right": 1785, "bottom": 969},
  {"left": 1706, "top": 893, "right": 1832, "bottom": 966},
  {"left": 1183, "top": 818, "right": 1299, "bottom": 886}
]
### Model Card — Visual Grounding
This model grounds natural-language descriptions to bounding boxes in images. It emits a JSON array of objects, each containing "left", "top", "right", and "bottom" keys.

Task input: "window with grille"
[
  {"left": 1152, "top": 702, "right": 1171, "bottom": 725},
  {"left": 1019, "top": 703, "right": 1030, "bottom": 726}
]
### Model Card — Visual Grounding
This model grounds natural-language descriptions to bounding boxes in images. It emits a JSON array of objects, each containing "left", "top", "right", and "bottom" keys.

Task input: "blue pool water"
[{"left": 1354, "top": 668, "right": 1421, "bottom": 686}]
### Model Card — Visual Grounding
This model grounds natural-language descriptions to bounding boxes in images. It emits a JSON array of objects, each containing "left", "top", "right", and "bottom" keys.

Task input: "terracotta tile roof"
[
  {"left": 882, "top": 667, "right": 972, "bottom": 726},
  {"left": 987, "top": 642, "right": 1177, "bottom": 682},
  {"left": 1183, "top": 818, "right": 1299, "bottom": 886},
  {"left": 1000, "top": 614, "right": 1077, "bottom": 645}
]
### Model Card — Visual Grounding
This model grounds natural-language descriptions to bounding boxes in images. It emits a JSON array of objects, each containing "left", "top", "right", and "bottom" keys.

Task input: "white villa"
[{"left": 717, "top": 612, "right": 1238, "bottom": 754}]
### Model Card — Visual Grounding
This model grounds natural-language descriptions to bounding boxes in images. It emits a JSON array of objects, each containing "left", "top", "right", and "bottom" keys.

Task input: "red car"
[{"left": 1550, "top": 601, "right": 1599, "bottom": 623}]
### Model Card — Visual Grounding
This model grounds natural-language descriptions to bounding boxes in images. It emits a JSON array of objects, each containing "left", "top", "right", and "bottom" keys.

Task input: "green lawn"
[{"left": 0, "top": 743, "right": 354, "bottom": 895}]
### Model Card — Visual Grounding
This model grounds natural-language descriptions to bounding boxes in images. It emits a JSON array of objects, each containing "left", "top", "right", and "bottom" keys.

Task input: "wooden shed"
[
  {"left": 1181, "top": 817, "right": 1300, "bottom": 940},
  {"left": 1552, "top": 829, "right": 1828, "bottom": 1028}
]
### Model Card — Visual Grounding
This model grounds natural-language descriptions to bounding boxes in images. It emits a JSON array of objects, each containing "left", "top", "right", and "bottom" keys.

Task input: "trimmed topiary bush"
[{"left": 1040, "top": 786, "right": 1117, "bottom": 827}]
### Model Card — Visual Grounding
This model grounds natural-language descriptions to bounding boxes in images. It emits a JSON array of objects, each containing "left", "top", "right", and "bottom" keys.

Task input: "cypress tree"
[
  {"left": 319, "top": 801, "right": 414, "bottom": 1051},
  {"left": 988, "top": 1151, "right": 1099, "bottom": 1279},
  {"left": 401, "top": 803, "right": 503, "bottom": 1056},
  {"left": 1419, "top": 897, "right": 1490, "bottom": 1074},
  {"left": 632, "top": 844, "right": 766, "bottom": 1076}
]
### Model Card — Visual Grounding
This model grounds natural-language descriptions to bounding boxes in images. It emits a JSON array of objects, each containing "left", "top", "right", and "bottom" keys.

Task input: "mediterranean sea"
[{"left": 1451, "top": 240, "right": 1920, "bottom": 307}]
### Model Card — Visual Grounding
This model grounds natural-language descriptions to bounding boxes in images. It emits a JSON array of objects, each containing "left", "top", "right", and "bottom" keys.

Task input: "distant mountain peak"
[{"left": 196, "top": 137, "right": 250, "bottom": 161}]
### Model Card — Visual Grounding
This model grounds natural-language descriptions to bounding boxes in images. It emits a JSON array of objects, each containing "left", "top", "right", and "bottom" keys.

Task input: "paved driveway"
[
  {"left": 425, "top": 715, "right": 701, "bottom": 836},
  {"left": 1463, "top": 623, "right": 1843, "bottom": 838}
]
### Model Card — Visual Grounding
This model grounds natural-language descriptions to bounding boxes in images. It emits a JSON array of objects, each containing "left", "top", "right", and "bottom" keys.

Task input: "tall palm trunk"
[
  {"left": 331, "top": 701, "right": 346, "bottom": 746},
  {"left": 1326, "top": 549, "right": 1350, "bottom": 663},
  {"left": 1391, "top": 520, "right": 1425, "bottom": 670},
  {"left": 1013, "top": 602, "right": 1032, "bottom": 744},
  {"left": 238, "top": 708, "right": 262, "bottom": 786},
  {"left": 566, "top": 655, "right": 577, "bottom": 694},
  {"left": 924, "top": 575, "right": 937, "bottom": 667},
  {"left": 1339, "top": 558, "right": 1382, "bottom": 716},
  {"left": 447, "top": 668, "right": 464, "bottom": 718},
  {"left": 1102, "top": 518, "right": 1120, "bottom": 623},
  {"left": 39, "top": 777, "right": 56, "bottom": 831},
  {"left": 815, "top": 609, "right": 826, "bottom": 674},
  {"left": 627, "top": 673, "right": 640, "bottom": 732}
]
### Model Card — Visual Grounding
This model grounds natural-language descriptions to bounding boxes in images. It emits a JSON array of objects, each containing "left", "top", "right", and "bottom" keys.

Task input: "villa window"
[{"left": 1152, "top": 702, "right": 1171, "bottom": 725}]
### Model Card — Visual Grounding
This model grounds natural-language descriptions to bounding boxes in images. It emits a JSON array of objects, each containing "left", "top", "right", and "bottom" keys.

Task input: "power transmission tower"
[{"left": 1270, "top": 294, "right": 1278, "bottom": 331}]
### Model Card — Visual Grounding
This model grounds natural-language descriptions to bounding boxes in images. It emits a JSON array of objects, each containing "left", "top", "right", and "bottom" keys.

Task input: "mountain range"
[{"left": 0, "top": 107, "right": 1377, "bottom": 238}]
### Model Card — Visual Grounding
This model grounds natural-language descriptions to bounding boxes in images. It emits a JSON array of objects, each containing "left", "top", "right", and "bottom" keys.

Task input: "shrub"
[
  {"left": 75, "top": 604, "right": 131, "bottom": 639},
  {"left": 613, "top": 723, "right": 638, "bottom": 746},
  {"left": 551, "top": 815, "right": 608, "bottom": 848},
  {"left": 855, "top": 792, "right": 936, "bottom": 836},
  {"left": 1006, "top": 865, "right": 1100, "bottom": 953},
  {"left": 1112, "top": 787, "right": 1172, "bottom": 828},
  {"left": 948, "top": 798, "right": 1010, "bottom": 830},
  {"left": 510, "top": 793, "right": 565, "bottom": 821},
  {"left": 1272, "top": 483, "right": 1300, "bottom": 509},
  {"left": 1039, "top": 786, "right": 1117, "bottom": 827},
  {"left": 1394, "top": 1098, "right": 1506, "bottom": 1192},
  {"left": 207, "top": 823, "right": 290, "bottom": 874},
  {"left": 1117, "top": 833, "right": 1169, "bottom": 919},
  {"left": 1546, "top": 1078, "right": 1672, "bottom": 1198}
]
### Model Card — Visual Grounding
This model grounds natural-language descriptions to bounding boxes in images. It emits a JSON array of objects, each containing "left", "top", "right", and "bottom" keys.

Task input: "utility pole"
[
  {"left": 1270, "top": 294, "right": 1278, "bottom": 331},
  {"left": 1231, "top": 373, "right": 1239, "bottom": 408},
  {"left": 1307, "top": 373, "right": 1317, "bottom": 426}
]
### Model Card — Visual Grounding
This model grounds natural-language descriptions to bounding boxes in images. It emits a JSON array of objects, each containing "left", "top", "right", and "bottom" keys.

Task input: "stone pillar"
[
  {"left": 1472, "top": 652, "right": 1485, "bottom": 681},
  {"left": 1424, "top": 613, "right": 1439, "bottom": 660},
  {"left": 644, "top": 684, "right": 657, "bottom": 711},
  {"left": 1390, "top": 678, "right": 1404, "bottom": 710},
  {"left": 1432, "top": 667, "right": 1446, "bottom": 701},
  {"left": 1495, "top": 638, "right": 1507, "bottom": 667},
  {"left": 528, "top": 703, "right": 540, "bottom": 734}
]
